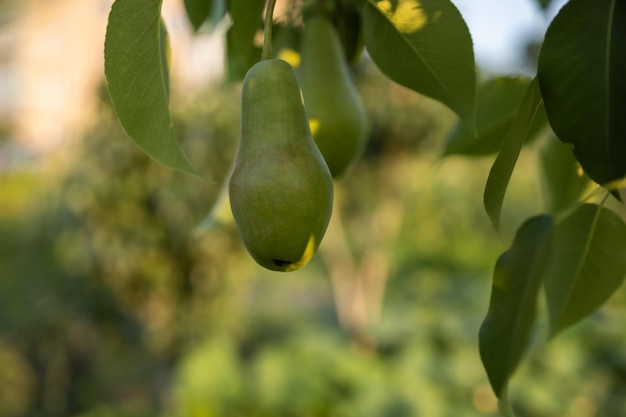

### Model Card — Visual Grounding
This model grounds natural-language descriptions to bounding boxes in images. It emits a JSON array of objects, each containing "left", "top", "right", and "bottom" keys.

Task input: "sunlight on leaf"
[
  {"left": 363, "top": 0, "right": 476, "bottom": 129},
  {"left": 603, "top": 176, "right": 626, "bottom": 202},
  {"left": 309, "top": 119, "right": 321, "bottom": 137},
  {"left": 277, "top": 48, "right": 301, "bottom": 68},
  {"left": 373, "top": 0, "right": 428, "bottom": 33},
  {"left": 545, "top": 203, "right": 626, "bottom": 337},
  {"left": 479, "top": 215, "right": 552, "bottom": 398}
]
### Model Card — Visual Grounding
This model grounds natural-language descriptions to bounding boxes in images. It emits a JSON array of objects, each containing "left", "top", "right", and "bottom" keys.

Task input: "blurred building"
[{"left": 0, "top": 0, "right": 225, "bottom": 157}]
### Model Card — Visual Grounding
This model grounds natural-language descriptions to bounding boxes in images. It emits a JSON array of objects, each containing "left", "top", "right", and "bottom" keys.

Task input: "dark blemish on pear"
[{"left": 272, "top": 259, "right": 292, "bottom": 267}]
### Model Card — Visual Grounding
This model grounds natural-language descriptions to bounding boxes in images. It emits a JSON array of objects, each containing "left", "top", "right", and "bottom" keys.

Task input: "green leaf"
[
  {"left": 363, "top": 0, "right": 476, "bottom": 129},
  {"left": 333, "top": 6, "right": 365, "bottom": 65},
  {"left": 184, "top": 0, "right": 212, "bottom": 31},
  {"left": 479, "top": 215, "right": 553, "bottom": 397},
  {"left": 545, "top": 203, "right": 626, "bottom": 337},
  {"left": 226, "top": 0, "right": 266, "bottom": 81},
  {"left": 539, "top": 135, "right": 590, "bottom": 213},
  {"left": 104, "top": 0, "right": 202, "bottom": 179},
  {"left": 443, "top": 76, "right": 547, "bottom": 156},
  {"left": 538, "top": 0, "right": 626, "bottom": 187},
  {"left": 160, "top": 19, "right": 170, "bottom": 97},
  {"left": 183, "top": 0, "right": 227, "bottom": 31},
  {"left": 270, "top": 23, "right": 301, "bottom": 62},
  {"left": 484, "top": 77, "right": 543, "bottom": 232}
]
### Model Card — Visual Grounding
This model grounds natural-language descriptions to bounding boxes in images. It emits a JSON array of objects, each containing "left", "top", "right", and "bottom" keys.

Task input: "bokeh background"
[{"left": 1, "top": 1, "right": 625, "bottom": 416}]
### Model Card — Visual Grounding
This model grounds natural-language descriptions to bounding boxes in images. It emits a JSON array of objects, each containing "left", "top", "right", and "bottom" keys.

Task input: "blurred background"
[{"left": 1, "top": 0, "right": 625, "bottom": 416}]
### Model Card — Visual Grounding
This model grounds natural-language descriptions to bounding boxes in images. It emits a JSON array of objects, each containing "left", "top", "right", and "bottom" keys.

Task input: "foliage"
[
  {"left": 3, "top": 67, "right": 626, "bottom": 416},
  {"left": 101, "top": 0, "right": 626, "bottom": 414},
  {"left": 537, "top": 0, "right": 626, "bottom": 187}
]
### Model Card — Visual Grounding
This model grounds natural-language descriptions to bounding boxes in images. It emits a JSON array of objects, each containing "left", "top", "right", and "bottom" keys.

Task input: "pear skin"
[
  {"left": 299, "top": 16, "right": 368, "bottom": 178},
  {"left": 229, "top": 59, "right": 334, "bottom": 272}
]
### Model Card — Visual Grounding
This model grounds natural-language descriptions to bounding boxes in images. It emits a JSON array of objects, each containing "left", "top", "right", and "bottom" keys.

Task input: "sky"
[{"left": 452, "top": 0, "right": 568, "bottom": 74}]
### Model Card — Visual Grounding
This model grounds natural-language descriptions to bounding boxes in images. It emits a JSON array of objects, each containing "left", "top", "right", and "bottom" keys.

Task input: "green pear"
[
  {"left": 298, "top": 16, "right": 368, "bottom": 178},
  {"left": 229, "top": 59, "right": 334, "bottom": 272}
]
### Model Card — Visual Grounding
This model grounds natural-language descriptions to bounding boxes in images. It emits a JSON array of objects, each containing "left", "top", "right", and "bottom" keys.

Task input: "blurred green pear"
[
  {"left": 299, "top": 16, "right": 368, "bottom": 178},
  {"left": 229, "top": 59, "right": 334, "bottom": 272}
]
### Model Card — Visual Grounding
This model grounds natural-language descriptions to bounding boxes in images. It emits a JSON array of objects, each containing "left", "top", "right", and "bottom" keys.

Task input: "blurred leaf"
[
  {"left": 484, "top": 77, "right": 543, "bottom": 232},
  {"left": 184, "top": 0, "right": 227, "bottom": 31},
  {"left": 104, "top": 0, "right": 202, "bottom": 178},
  {"left": 194, "top": 176, "right": 234, "bottom": 236},
  {"left": 545, "top": 203, "right": 626, "bottom": 337},
  {"left": 539, "top": 135, "right": 590, "bottom": 213},
  {"left": 271, "top": 23, "right": 301, "bottom": 65},
  {"left": 184, "top": 0, "right": 211, "bottom": 31},
  {"left": 175, "top": 338, "right": 243, "bottom": 414},
  {"left": 479, "top": 215, "right": 553, "bottom": 397},
  {"left": 535, "top": 0, "right": 554, "bottom": 10},
  {"left": 537, "top": 0, "right": 626, "bottom": 188},
  {"left": 363, "top": 0, "right": 476, "bottom": 130},
  {"left": 444, "top": 76, "right": 547, "bottom": 156},
  {"left": 226, "top": 0, "right": 265, "bottom": 81},
  {"left": 333, "top": 6, "right": 364, "bottom": 65}
]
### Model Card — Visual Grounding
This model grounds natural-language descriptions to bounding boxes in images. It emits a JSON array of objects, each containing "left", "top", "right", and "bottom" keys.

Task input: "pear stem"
[{"left": 261, "top": 0, "right": 278, "bottom": 60}]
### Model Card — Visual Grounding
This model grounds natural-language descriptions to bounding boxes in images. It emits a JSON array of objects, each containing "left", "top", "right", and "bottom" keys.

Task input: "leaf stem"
[
  {"left": 317, "top": 0, "right": 325, "bottom": 14},
  {"left": 261, "top": 0, "right": 278, "bottom": 60},
  {"left": 498, "top": 390, "right": 517, "bottom": 417}
]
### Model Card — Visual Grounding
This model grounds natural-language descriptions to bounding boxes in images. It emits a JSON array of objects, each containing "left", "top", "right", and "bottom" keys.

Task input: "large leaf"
[
  {"left": 159, "top": 18, "right": 170, "bottom": 97},
  {"left": 444, "top": 76, "right": 547, "bottom": 156},
  {"left": 545, "top": 203, "right": 626, "bottom": 337},
  {"left": 104, "top": 0, "right": 201, "bottom": 178},
  {"left": 226, "top": 0, "right": 266, "bottom": 81},
  {"left": 484, "top": 78, "right": 544, "bottom": 232},
  {"left": 363, "top": 0, "right": 476, "bottom": 129},
  {"left": 538, "top": 0, "right": 626, "bottom": 188},
  {"left": 479, "top": 215, "right": 553, "bottom": 397},
  {"left": 184, "top": 0, "right": 226, "bottom": 31},
  {"left": 539, "top": 135, "right": 590, "bottom": 213}
]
